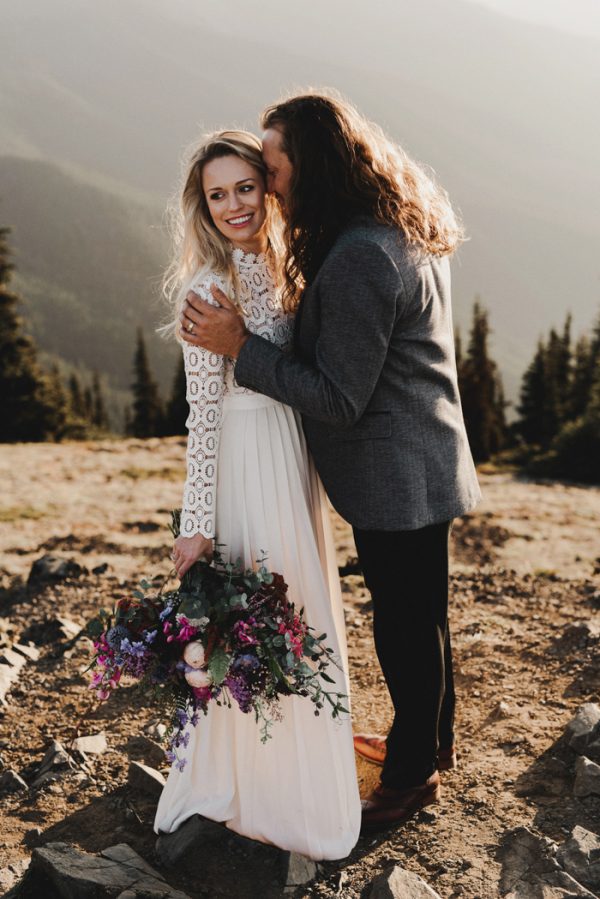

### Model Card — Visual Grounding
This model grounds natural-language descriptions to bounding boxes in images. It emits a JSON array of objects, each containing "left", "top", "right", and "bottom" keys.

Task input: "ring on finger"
[{"left": 186, "top": 321, "right": 194, "bottom": 334}]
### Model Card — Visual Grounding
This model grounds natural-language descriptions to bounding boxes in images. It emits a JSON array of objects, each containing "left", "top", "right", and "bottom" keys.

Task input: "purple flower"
[
  {"left": 105, "top": 625, "right": 130, "bottom": 650},
  {"left": 176, "top": 758, "right": 187, "bottom": 772}
]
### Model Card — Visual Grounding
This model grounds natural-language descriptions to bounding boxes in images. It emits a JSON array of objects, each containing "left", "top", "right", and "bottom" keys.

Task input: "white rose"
[
  {"left": 183, "top": 640, "right": 206, "bottom": 669},
  {"left": 185, "top": 668, "right": 213, "bottom": 688}
]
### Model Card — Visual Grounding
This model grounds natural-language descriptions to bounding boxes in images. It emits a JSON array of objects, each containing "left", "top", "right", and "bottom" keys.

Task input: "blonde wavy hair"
[
  {"left": 160, "top": 130, "right": 284, "bottom": 338},
  {"left": 261, "top": 90, "right": 465, "bottom": 309}
]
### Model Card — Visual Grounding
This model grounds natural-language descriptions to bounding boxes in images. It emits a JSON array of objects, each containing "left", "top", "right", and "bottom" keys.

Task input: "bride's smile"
[{"left": 203, "top": 154, "right": 268, "bottom": 255}]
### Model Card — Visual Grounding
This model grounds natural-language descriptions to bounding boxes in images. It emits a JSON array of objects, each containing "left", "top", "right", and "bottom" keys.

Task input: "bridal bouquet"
[{"left": 86, "top": 514, "right": 348, "bottom": 770}]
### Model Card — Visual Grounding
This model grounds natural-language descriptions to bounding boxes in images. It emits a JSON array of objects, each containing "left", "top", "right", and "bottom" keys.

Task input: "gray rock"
[
  {"left": 126, "top": 734, "right": 165, "bottom": 767},
  {"left": 53, "top": 615, "right": 82, "bottom": 639},
  {"left": 31, "top": 739, "right": 77, "bottom": 788},
  {"left": 566, "top": 703, "right": 600, "bottom": 754},
  {"left": 499, "top": 826, "right": 596, "bottom": 898},
  {"left": 127, "top": 760, "right": 166, "bottom": 799},
  {"left": 557, "top": 826, "right": 600, "bottom": 891},
  {"left": 281, "top": 851, "right": 318, "bottom": 892},
  {"left": 155, "top": 814, "right": 228, "bottom": 867},
  {"left": 12, "top": 642, "right": 41, "bottom": 662},
  {"left": 0, "top": 644, "right": 27, "bottom": 705},
  {"left": 72, "top": 731, "right": 108, "bottom": 755},
  {"left": 28, "top": 554, "right": 83, "bottom": 585},
  {"left": 0, "top": 769, "right": 28, "bottom": 794},
  {"left": 0, "top": 664, "right": 18, "bottom": 705},
  {"left": 0, "top": 647, "right": 27, "bottom": 670},
  {"left": 0, "top": 858, "right": 29, "bottom": 892},
  {"left": 369, "top": 864, "right": 442, "bottom": 898},
  {"left": 574, "top": 756, "right": 600, "bottom": 799},
  {"left": 147, "top": 722, "right": 167, "bottom": 741},
  {"left": 101, "top": 843, "right": 166, "bottom": 879},
  {"left": 586, "top": 738, "right": 600, "bottom": 764},
  {"left": 21, "top": 841, "right": 190, "bottom": 898}
]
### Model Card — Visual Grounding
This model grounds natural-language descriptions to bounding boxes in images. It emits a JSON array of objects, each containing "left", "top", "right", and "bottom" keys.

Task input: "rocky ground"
[{"left": 0, "top": 439, "right": 599, "bottom": 898}]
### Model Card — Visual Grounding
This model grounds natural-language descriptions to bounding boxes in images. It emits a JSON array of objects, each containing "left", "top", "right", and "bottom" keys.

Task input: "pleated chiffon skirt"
[{"left": 154, "top": 393, "right": 361, "bottom": 860}]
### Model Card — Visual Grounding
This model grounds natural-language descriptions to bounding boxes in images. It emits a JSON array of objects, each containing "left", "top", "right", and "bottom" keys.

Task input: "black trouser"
[{"left": 353, "top": 520, "right": 455, "bottom": 790}]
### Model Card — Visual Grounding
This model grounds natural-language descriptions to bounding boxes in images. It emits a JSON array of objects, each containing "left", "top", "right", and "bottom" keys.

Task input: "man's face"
[{"left": 262, "top": 127, "right": 294, "bottom": 206}]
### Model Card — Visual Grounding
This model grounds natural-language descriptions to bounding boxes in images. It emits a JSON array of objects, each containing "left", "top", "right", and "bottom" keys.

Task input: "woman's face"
[{"left": 202, "top": 154, "right": 268, "bottom": 253}]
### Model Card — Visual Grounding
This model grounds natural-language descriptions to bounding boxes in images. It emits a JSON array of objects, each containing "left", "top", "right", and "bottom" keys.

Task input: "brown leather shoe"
[
  {"left": 361, "top": 771, "right": 441, "bottom": 831},
  {"left": 353, "top": 734, "right": 457, "bottom": 770}
]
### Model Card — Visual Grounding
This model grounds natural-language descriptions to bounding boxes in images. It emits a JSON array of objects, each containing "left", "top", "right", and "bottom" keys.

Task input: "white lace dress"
[{"left": 153, "top": 248, "right": 361, "bottom": 860}]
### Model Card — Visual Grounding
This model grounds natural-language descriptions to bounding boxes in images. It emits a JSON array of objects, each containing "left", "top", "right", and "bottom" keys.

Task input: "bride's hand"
[{"left": 172, "top": 534, "right": 213, "bottom": 579}]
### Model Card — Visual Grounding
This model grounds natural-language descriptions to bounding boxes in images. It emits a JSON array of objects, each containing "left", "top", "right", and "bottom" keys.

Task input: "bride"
[{"left": 154, "top": 130, "right": 361, "bottom": 859}]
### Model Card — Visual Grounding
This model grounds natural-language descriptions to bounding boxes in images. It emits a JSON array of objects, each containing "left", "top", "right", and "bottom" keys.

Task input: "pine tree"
[
  {"left": 83, "top": 385, "right": 94, "bottom": 422},
  {"left": 164, "top": 354, "right": 188, "bottom": 436},
  {"left": 91, "top": 370, "right": 108, "bottom": 429},
  {"left": 568, "top": 335, "right": 593, "bottom": 420},
  {"left": 454, "top": 326, "right": 463, "bottom": 372},
  {"left": 0, "top": 226, "right": 64, "bottom": 442},
  {"left": 517, "top": 340, "right": 552, "bottom": 446},
  {"left": 130, "top": 328, "right": 164, "bottom": 438},
  {"left": 458, "top": 301, "right": 507, "bottom": 462},
  {"left": 68, "top": 373, "right": 87, "bottom": 419}
]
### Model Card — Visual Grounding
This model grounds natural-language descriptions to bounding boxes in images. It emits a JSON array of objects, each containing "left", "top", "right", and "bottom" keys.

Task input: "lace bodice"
[{"left": 180, "top": 249, "right": 293, "bottom": 538}]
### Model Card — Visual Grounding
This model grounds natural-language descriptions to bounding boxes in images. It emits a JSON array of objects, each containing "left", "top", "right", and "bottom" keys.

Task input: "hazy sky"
[{"left": 470, "top": 0, "right": 600, "bottom": 39}]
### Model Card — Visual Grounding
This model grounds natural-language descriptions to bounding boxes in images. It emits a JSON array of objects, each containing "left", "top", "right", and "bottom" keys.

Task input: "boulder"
[
  {"left": 28, "top": 554, "right": 84, "bottom": 586},
  {"left": 566, "top": 703, "right": 600, "bottom": 754},
  {"left": 556, "top": 826, "right": 600, "bottom": 892},
  {"left": 574, "top": 756, "right": 600, "bottom": 799},
  {"left": 499, "top": 826, "right": 596, "bottom": 898},
  {"left": 0, "top": 769, "right": 28, "bottom": 794},
  {"left": 127, "top": 761, "right": 165, "bottom": 799},
  {"left": 281, "top": 851, "right": 318, "bottom": 893},
  {"left": 17, "top": 841, "right": 190, "bottom": 898},
  {"left": 71, "top": 732, "right": 108, "bottom": 755},
  {"left": 31, "top": 739, "right": 77, "bottom": 789},
  {"left": 155, "top": 815, "right": 228, "bottom": 867},
  {"left": 369, "top": 864, "right": 442, "bottom": 898},
  {"left": 125, "top": 735, "right": 165, "bottom": 767}
]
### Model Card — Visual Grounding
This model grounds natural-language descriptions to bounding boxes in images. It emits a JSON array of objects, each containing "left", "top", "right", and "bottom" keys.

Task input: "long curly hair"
[
  {"left": 160, "top": 130, "right": 284, "bottom": 338},
  {"left": 261, "top": 91, "right": 464, "bottom": 310}
]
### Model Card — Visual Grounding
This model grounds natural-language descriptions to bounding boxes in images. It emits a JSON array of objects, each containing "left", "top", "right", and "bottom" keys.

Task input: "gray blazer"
[{"left": 234, "top": 216, "right": 481, "bottom": 531}]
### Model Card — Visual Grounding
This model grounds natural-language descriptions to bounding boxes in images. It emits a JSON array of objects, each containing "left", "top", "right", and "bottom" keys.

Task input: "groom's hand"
[{"left": 180, "top": 285, "right": 250, "bottom": 358}]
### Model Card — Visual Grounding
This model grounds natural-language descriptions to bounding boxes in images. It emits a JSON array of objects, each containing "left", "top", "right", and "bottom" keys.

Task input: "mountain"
[
  {"left": 1, "top": 0, "right": 599, "bottom": 401},
  {"left": 0, "top": 157, "right": 175, "bottom": 396}
]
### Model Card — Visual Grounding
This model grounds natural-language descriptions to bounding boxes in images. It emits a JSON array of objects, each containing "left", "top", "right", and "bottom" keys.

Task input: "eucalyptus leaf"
[{"left": 208, "top": 646, "right": 232, "bottom": 686}]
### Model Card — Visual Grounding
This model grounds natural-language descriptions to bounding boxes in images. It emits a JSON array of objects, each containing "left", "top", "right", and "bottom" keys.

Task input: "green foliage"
[
  {"left": 0, "top": 226, "right": 69, "bottom": 442},
  {"left": 130, "top": 328, "right": 165, "bottom": 438},
  {"left": 457, "top": 300, "right": 508, "bottom": 462},
  {"left": 523, "top": 309, "right": 600, "bottom": 483}
]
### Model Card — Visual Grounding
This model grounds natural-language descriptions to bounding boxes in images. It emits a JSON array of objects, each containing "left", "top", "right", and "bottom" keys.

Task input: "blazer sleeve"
[{"left": 234, "top": 239, "right": 401, "bottom": 427}]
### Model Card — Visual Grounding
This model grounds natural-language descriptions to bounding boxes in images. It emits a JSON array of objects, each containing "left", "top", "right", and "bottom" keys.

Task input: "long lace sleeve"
[{"left": 179, "top": 278, "right": 226, "bottom": 539}]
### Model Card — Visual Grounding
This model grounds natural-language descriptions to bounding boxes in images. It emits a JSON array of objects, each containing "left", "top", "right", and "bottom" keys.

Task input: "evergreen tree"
[
  {"left": 454, "top": 326, "right": 463, "bottom": 372},
  {"left": 458, "top": 300, "right": 507, "bottom": 462},
  {"left": 568, "top": 335, "right": 593, "bottom": 420},
  {"left": 516, "top": 340, "right": 547, "bottom": 445},
  {"left": 91, "top": 370, "right": 108, "bottom": 429},
  {"left": 83, "top": 385, "right": 94, "bottom": 421},
  {"left": 0, "top": 226, "right": 63, "bottom": 442},
  {"left": 45, "top": 365, "right": 69, "bottom": 438},
  {"left": 130, "top": 328, "right": 164, "bottom": 438},
  {"left": 68, "top": 372, "right": 87, "bottom": 419},
  {"left": 164, "top": 354, "right": 188, "bottom": 436}
]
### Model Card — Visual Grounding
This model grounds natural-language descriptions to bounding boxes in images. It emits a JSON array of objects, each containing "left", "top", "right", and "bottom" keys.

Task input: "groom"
[{"left": 180, "top": 93, "right": 481, "bottom": 830}]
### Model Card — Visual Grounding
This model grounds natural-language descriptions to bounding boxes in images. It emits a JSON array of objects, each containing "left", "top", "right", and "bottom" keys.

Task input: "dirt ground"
[{"left": 0, "top": 438, "right": 599, "bottom": 898}]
